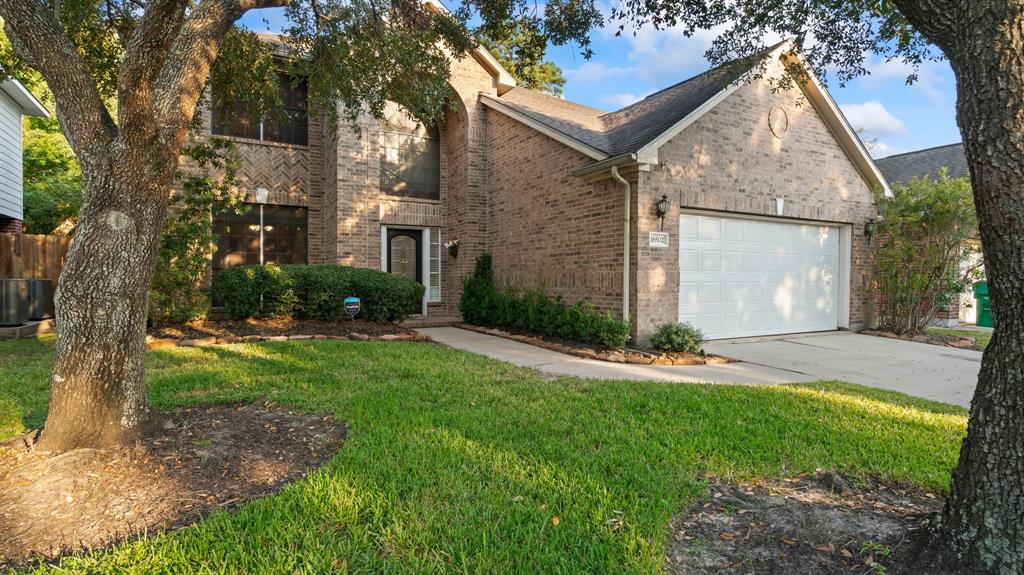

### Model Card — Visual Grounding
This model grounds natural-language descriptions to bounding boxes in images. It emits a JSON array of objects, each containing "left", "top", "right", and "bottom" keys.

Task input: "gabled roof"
[
  {"left": 0, "top": 78, "right": 48, "bottom": 117},
  {"left": 480, "top": 42, "right": 890, "bottom": 193},
  {"left": 481, "top": 44, "right": 778, "bottom": 160},
  {"left": 874, "top": 143, "right": 968, "bottom": 184}
]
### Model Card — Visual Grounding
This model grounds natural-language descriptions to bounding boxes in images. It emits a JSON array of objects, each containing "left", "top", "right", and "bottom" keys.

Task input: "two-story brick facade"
[{"left": 209, "top": 40, "right": 886, "bottom": 343}]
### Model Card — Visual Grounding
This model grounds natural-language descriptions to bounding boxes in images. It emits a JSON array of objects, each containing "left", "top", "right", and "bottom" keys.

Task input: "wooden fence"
[{"left": 0, "top": 233, "right": 72, "bottom": 283}]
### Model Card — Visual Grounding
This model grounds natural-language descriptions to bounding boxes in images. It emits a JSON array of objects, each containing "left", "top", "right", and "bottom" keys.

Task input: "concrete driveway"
[
  {"left": 705, "top": 332, "right": 981, "bottom": 407},
  {"left": 418, "top": 327, "right": 814, "bottom": 385},
  {"left": 420, "top": 327, "right": 981, "bottom": 407}
]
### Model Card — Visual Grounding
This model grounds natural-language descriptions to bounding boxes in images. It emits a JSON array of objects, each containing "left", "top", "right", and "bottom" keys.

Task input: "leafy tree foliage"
[
  {"left": 149, "top": 139, "right": 243, "bottom": 325},
  {"left": 480, "top": 25, "right": 565, "bottom": 95},
  {"left": 871, "top": 171, "right": 980, "bottom": 335},
  {"left": 22, "top": 113, "right": 84, "bottom": 234}
]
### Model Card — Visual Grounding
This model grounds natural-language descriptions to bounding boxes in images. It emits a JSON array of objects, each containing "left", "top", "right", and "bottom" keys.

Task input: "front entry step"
[{"left": 400, "top": 315, "right": 460, "bottom": 328}]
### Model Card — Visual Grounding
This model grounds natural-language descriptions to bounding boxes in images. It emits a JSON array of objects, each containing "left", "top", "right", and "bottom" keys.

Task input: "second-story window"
[
  {"left": 379, "top": 103, "right": 440, "bottom": 200},
  {"left": 212, "top": 74, "right": 308, "bottom": 146}
]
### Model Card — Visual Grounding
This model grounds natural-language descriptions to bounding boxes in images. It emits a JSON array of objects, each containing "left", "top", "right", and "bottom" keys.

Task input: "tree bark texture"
[
  {"left": 897, "top": 0, "right": 1024, "bottom": 572},
  {"left": 36, "top": 158, "right": 176, "bottom": 452}
]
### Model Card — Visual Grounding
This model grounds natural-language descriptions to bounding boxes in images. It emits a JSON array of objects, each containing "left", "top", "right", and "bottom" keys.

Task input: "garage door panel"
[{"left": 679, "top": 213, "right": 841, "bottom": 340}]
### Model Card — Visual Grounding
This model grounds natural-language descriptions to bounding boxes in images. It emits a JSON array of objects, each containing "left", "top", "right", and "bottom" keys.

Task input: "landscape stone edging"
[
  {"left": 146, "top": 331, "right": 430, "bottom": 350},
  {"left": 453, "top": 323, "right": 735, "bottom": 366}
]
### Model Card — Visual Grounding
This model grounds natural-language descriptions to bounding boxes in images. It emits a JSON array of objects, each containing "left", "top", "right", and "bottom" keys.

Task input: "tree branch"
[
  {"left": 118, "top": 0, "right": 188, "bottom": 139},
  {"left": 152, "top": 0, "right": 288, "bottom": 149},
  {"left": 890, "top": 0, "right": 962, "bottom": 50},
  {"left": 0, "top": 0, "right": 116, "bottom": 166}
]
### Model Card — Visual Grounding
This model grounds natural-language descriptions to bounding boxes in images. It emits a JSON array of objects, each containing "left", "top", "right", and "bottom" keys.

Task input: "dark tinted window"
[
  {"left": 379, "top": 104, "right": 440, "bottom": 200},
  {"left": 212, "top": 74, "right": 308, "bottom": 146},
  {"left": 213, "top": 204, "right": 308, "bottom": 273}
]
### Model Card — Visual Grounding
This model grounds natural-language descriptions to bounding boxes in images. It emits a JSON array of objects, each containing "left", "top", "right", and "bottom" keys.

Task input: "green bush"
[
  {"left": 214, "top": 264, "right": 424, "bottom": 323},
  {"left": 649, "top": 322, "right": 704, "bottom": 354},
  {"left": 459, "top": 253, "right": 630, "bottom": 348},
  {"left": 214, "top": 264, "right": 297, "bottom": 319}
]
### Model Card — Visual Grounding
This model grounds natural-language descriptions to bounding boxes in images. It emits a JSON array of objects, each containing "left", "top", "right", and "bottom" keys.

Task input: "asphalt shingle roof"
[
  {"left": 874, "top": 143, "right": 969, "bottom": 184},
  {"left": 492, "top": 44, "right": 783, "bottom": 158}
]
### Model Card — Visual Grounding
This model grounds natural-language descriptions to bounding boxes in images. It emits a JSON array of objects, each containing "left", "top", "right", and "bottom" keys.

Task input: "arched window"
[{"left": 379, "top": 103, "right": 440, "bottom": 200}]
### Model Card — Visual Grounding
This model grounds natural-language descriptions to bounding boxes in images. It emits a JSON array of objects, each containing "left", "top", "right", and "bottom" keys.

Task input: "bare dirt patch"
[
  {"left": 0, "top": 403, "right": 345, "bottom": 569},
  {"left": 666, "top": 472, "right": 943, "bottom": 575},
  {"left": 148, "top": 318, "right": 413, "bottom": 341}
]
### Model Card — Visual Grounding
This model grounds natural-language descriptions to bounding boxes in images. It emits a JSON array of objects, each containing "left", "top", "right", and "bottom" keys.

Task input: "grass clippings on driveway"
[{"left": 0, "top": 336, "right": 966, "bottom": 574}]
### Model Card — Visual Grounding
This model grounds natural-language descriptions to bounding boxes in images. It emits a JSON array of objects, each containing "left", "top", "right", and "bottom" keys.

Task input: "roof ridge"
[
  {"left": 875, "top": 142, "right": 963, "bottom": 160},
  {"left": 599, "top": 40, "right": 787, "bottom": 120}
]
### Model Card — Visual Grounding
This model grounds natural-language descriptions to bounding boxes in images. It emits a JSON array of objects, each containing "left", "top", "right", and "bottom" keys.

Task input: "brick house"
[{"left": 206, "top": 39, "right": 887, "bottom": 342}]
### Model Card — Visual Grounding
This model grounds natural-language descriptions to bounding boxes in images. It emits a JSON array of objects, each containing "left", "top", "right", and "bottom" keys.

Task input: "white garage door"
[{"left": 678, "top": 213, "right": 841, "bottom": 340}]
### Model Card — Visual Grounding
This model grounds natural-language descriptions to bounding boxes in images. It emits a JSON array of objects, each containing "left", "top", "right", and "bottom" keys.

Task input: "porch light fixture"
[
  {"left": 253, "top": 187, "right": 270, "bottom": 264},
  {"left": 655, "top": 195, "right": 670, "bottom": 230},
  {"left": 864, "top": 218, "right": 876, "bottom": 239}
]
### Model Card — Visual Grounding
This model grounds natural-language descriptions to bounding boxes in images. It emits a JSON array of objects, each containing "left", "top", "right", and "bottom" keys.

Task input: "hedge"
[
  {"left": 459, "top": 253, "right": 631, "bottom": 348},
  {"left": 214, "top": 264, "right": 424, "bottom": 323}
]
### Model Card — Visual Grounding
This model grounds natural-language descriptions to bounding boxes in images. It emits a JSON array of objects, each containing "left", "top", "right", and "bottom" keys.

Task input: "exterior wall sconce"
[
  {"left": 864, "top": 218, "right": 876, "bottom": 239},
  {"left": 445, "top": 239, "right": 460, "bottom": 257},
  {"left": 253, "top": 187, "right": 270, "bottom": 264},
  {"left": 655, "top": 195, "right": 670, "bottom": 230}
]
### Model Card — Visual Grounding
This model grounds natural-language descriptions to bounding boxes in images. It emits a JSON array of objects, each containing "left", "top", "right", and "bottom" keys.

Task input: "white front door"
[{"left": 678, "top": 213, "right": 841, "bottom": 340}]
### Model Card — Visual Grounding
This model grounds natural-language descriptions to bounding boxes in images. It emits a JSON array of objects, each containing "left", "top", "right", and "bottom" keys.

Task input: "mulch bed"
[
  {"left": 0, "top": 403, "right": 345, "bottom": 569},
  {"left": 456, "top": 323, "right": 736, "bottom": 366},
  {"left": 146, "top": 318, "right": 428, "bottom": 350},
  {"left": 667, "top": 471, "right": 943, "bottom": 575},
  {"left": 862, "top": 329, "right": 980, "bottom": 351}
]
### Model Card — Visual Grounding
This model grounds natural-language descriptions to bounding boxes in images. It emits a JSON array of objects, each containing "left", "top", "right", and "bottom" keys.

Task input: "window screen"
[
  {"left": 212, "top": 74, "right": 308, "bottom": 146},
  {"left": 213, "top": 204, "right": 308, "bottom": 273},
  {"left": 379, "top": 103, "right": 440, "bottom": 200}
]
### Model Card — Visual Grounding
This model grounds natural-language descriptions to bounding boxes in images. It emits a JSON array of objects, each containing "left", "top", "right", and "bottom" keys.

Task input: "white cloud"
[
  {"left": 841, "top": 100, "right": 907, "bottom": 135},
  {"left": 868, "top": 140, "right": 905, "bottom": 159},
  {"left": 861, "top": 56, "right": 948, "bottom": 106},
  {"left": 564, "top": 61, "right": 631, "bottom": 84},
  {"left": 600, "top": 92, "right": 648, "bottom": 108}
]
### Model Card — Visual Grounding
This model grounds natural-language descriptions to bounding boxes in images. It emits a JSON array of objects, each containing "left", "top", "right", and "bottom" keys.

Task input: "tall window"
[
  {"left": 212, "top": 74, "right": 308, "bottom": 146},
  {"left": 213, "top": 204, "right": 308, "bottom": 273},
  {"left": 379, "top": 103, "right": 440, "bottom": 200}
]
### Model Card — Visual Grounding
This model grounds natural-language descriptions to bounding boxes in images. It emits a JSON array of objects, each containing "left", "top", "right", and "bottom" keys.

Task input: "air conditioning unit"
[
  {"left": 28, "top": 279, "right": 55, "bottom": 320},
  {"left": 0, "top": 279, "right": 30, "bottom": 326}
]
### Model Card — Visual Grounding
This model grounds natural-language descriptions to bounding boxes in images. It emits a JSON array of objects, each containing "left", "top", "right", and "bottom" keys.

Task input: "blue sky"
[{"left": 237, "top": 9, "right": 961, "bottom": 159}]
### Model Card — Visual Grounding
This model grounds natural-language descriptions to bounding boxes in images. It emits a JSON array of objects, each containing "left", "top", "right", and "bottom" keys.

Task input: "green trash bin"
[{"left": 974, "top": 281, "right": 993, "bottom": 328}]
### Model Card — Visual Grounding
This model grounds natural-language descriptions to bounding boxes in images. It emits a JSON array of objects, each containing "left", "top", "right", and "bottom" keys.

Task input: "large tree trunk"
[
  {"left": 922, "top": 1, "right": 1024, "bottom": 571},
  {"left": 35, "top": 155, "right": 174, "bottom": 453}
]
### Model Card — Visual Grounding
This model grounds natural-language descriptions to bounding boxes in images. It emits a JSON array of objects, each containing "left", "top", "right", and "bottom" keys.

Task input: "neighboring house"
[
  {"left": 0, "top": 79, "right": 48, "bottom": 235},
  {"left": 201, "top": 38, "right": 886, "bottom": 342},
  {"left": 875, "top": 143, "right": 980, "bottom": 326}
]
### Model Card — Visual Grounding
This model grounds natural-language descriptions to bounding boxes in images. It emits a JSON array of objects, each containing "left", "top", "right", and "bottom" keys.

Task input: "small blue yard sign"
[{"left": 344, "top": 297, "right": 361, "bottom": 320}]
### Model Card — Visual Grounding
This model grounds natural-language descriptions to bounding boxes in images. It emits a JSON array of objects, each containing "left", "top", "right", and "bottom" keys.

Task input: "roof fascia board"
[
  {"left": 480, "top": 94, "right": 609, "bottom": 161},
  {"left": 571, "top": 153, "right": 640, "bottom": 179},
  {"left": 1, "top": 79, "right": 48, "bottom": 117},
  {"left": 779, "top": 51, "right": 892, "bottom": 196}
]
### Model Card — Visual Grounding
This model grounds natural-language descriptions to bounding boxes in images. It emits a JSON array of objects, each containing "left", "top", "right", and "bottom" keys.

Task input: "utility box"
[
  {"left": 0, "top": 279, "right": 30, "bottom": 327},
  {"left": 973, "top": 281, "right": 993, "bottom": 328}
]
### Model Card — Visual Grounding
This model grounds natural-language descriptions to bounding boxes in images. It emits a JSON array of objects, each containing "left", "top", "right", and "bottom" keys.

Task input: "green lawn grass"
[
  {"left": 1, "top": 336, "right": 966, "bottom": 574},
  {"left": 928, "top": 327, "right": 993, "bottom": 351}
]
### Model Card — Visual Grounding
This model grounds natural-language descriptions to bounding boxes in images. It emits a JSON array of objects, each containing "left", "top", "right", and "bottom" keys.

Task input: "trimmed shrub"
[
  {"left": 214, "top": 264, "right": 424, "bottom": 323},
  {"left": 650, "top": 322, "right": 704, "bottom": 354},
  {"left": 214, "top": 264, "right": 296, "bottom": 319},
  {"left": 459, "top": 253, "right": 630, "bottom": 348}
]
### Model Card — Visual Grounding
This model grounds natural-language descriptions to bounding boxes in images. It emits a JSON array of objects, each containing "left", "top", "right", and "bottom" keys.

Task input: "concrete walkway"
[
  {"left": 705, "top": 332, "right": 981, "bottom": 407},
  {"left": 419, "top": 327, "right": 981, "bottom": 407},
  {"left": 418, "top": 327, "right": 815, "bottom": 385}
]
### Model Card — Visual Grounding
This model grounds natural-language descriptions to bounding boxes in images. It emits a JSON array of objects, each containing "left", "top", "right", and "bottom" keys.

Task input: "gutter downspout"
[{"left": 610, "top": 166, "right": 631, "bottom": 325}]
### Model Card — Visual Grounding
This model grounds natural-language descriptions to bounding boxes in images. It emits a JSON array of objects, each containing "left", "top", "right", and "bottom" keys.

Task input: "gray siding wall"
[{"left": 0, "top": 89, "right": 24, "bottom": 220}]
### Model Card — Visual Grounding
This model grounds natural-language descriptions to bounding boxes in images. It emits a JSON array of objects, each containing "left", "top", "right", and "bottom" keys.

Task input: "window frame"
[
  {"left": 378, "top": 108, "right": 442, "bottom": 201},
  {"left": 211, "top": 74, "right": 309, "bottom": 147}
]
